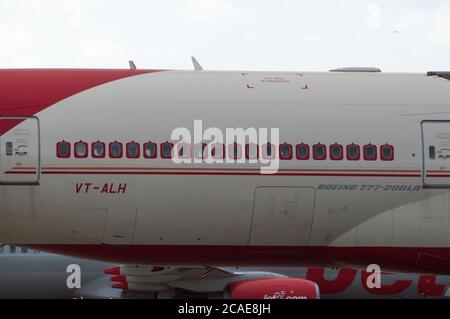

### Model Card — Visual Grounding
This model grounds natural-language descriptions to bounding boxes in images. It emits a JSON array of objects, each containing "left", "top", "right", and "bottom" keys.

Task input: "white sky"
[{"left": 0, "top": 0, "right": 449, "bottom": 72}]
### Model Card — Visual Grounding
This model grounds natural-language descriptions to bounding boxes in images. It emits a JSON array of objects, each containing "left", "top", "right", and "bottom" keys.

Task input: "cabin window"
[
  {"left": 92, "top": 141, "right": 105, "bottom": 158},
  {"left": 363, "top": 144, "right": 377, "bottom": 161},
  {"left": 228, "top": 142, "right": 242, "bottom": 160},
  {"left": 74, "top": 141, "right": 88, "bottom": 158},
  {"left": 330, "top": 143, "right": 344, "bottom": 160},
  {"left": 296, "top": 143, "right": 310, "bottom": 160},
  {"left": 211, "top": 143, "right": 225, "bottom": 159},
  {"left": 177, "top": 143, "right": 191, "bottom": 159},
  {"left": 56, "top": 141, "right": 71, "bottom": 158},
  {"left": 127, "top": 142, "right": 140, "bottom": 159},
  {"left": 6, "top": 142, "right": 13, "bottom": 156},
  {"left": 161, "top": 142, "right": 174, "bottom": 159},
  {"left": 313, "top": 143, "right": 327, "bottom": 160},
  {"left": 109, "top": 142, "right": 123, "bottom": 159},
  {"left": 262, "top": 143, "right": 275, "bottom": 160},
  {"left": 144, "top": 142, "right": 157, "bottom": 159},
  {"left": 429, "top": 146, "right": 436, "bottom": 160},
  {"left": 380, "top": 144, "right": 394, "bottom": 161},
  {"left": 279, "top": 143, "right": 293, "bottom": 160},
  {"left": 245, "top": 144, "right": 259, "bottom": 160},
  {"left": 346, "top": 144, "right": 360, "bottom": 161},
  {"left": 194, "top": 143, "right": 208, "bottom": 159}
]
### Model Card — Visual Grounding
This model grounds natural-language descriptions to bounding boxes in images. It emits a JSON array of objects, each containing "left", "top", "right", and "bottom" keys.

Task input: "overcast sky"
[{"left": 0, "top": 0, "right": 449, "bottom": 72}]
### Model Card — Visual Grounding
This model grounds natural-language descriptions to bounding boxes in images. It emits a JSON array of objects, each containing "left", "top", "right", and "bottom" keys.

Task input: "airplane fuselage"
[{"left": 1, "top": 69, "right": 450, "bottom": 274}]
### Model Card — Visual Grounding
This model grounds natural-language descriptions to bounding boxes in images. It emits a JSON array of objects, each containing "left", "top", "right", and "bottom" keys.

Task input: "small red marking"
[
  {"left": 104, "top": 267, "right": 121, "bottom": 275},
  {"left": 111, "top": 275, "right": 127, "bottom": 283}
]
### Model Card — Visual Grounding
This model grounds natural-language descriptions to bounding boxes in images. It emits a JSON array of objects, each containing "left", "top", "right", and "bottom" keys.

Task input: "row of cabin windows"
[{"left": 57, "top": 141, "right": 394, "bottom": 161}]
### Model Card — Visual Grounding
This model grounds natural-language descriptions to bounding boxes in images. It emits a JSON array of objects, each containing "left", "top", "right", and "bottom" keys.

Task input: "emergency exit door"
[
  {"left": 0, "top": 117, "right": 40, "bottom": 185},
  {"left": 421, "top": 120, "right": 450, "bottom": 188}
]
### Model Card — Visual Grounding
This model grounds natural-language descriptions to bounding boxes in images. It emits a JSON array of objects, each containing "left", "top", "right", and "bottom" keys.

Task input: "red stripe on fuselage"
[
  {"left": 0, "top": 69, "right": 165, "bottom": 135},
  {"left": 5, "top": 171, "right": 421, "bottom": 177},
  {"left": 6, "top": 166, "right": 422, "bottom": 177}
]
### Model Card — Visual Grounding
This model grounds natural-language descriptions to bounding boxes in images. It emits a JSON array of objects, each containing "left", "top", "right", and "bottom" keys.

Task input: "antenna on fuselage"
[
  {"left": 129, "top": 60, "right": 137, "bottom": 70},
  {"left": 191, "top": 57, "right": 204, "bottom": 71}
]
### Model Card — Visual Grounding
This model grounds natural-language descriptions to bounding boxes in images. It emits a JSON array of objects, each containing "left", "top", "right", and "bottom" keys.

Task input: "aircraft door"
[
  {"left": 0, "top": 117, "right": 40, "bottom": 185},
  {"left": 421, "top": 120, "right": 450, "bottom": 188}
]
